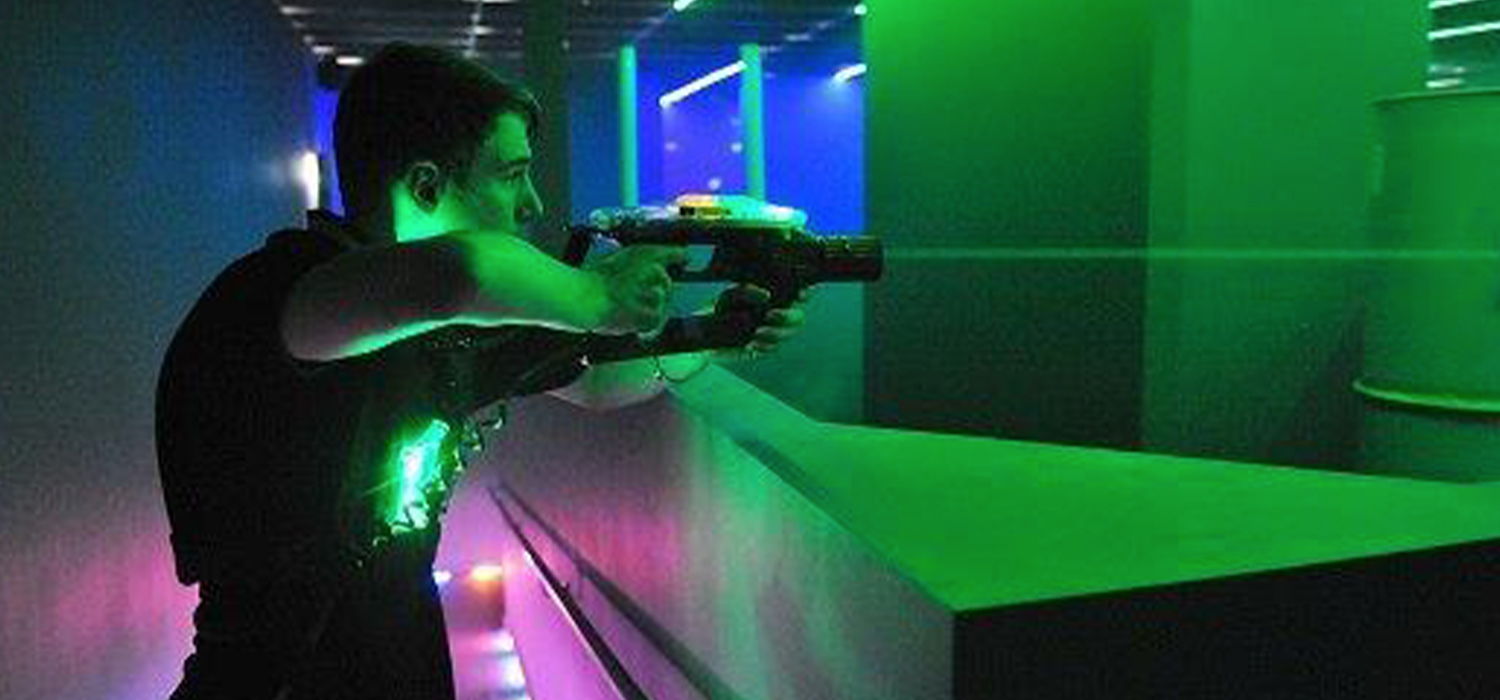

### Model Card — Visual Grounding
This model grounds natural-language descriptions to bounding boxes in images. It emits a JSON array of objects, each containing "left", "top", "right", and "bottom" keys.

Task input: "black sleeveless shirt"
[{"left": 155, "top": 214, "right": 588, "bottom": 697}]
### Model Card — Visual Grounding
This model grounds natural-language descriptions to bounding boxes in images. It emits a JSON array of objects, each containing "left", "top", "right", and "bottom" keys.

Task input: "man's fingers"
[
  {"left": 646, "top": 265, "right": 673, "bottom": 289},
  {"left": 766, "top": 307, "right": 804, "bottom": 325},
  {"left": 732, "top": 284, "right": 771, "bottom": 303},
  {"left": 651, "top": 246, "right": 689, "bottom": 265},
  {"left": 755, "top": 327, "right": 791, "bottom": 343},
  {"left": 640, "top": 286, "right": 666, "bottom": 306}
]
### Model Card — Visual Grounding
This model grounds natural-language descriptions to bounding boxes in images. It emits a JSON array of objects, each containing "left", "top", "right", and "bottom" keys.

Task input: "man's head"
[{"left": 334, "top": 43, "right": 543, "bottom": 242}]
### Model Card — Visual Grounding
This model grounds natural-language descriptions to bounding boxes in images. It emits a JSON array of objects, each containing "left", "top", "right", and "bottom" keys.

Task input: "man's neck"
[{"left": 343, "top": 209, "right": 397, "bottom": 247}]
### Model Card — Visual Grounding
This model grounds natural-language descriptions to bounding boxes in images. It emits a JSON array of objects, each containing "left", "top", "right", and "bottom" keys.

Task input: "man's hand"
[
  {"left": 706, "top": 286, "right": 812, "bottom": 364},
  {"left": 585, "top": 245, "right": 689, "bottom": 335}
]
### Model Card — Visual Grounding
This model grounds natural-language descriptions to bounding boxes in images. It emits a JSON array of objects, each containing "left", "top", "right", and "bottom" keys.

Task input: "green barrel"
[{"left": 1358, "top": 89, "right": 1500, "bottom": 481}]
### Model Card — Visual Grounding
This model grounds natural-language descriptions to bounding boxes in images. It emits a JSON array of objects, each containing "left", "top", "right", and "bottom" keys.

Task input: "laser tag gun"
[{"left": 562, "top": 194, "right": 884, "bottom": 363}]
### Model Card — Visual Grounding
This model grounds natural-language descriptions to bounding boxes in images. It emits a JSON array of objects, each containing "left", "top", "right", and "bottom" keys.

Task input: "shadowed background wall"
[{"left": 0, "top": 1, "right": 311, "bottom": 697}]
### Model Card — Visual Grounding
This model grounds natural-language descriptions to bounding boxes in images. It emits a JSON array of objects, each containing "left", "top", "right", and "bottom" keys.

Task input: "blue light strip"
[
  {"left": 834, "top": 63, "right": 868, "bottom": 82},
  {"left": 658, "top": 60, "right": 746, "bottom": 107}
]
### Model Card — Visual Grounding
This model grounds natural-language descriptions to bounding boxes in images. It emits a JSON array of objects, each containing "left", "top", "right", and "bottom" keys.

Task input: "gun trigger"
[{"left": 714, "top": 286, "right": 765, "bottom": 314}]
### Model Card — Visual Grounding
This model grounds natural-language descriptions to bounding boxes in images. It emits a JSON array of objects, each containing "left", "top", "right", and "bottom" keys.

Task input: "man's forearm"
[{"left": 443, "top": 230, "right": 606, "bottom": 333}]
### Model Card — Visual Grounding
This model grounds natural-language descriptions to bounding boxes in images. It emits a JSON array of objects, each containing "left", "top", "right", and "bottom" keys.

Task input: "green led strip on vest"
[{"left": 387, "top": 419, "right": 453, "bottom": 535}]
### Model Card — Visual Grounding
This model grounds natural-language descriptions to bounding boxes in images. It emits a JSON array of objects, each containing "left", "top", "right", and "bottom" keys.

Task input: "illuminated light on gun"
[
  {"left": 672, "top": 194, "right": 805, "bottom": 224},
  {"left": 387, "top": 419, "right": 452, "bottom": 535}
]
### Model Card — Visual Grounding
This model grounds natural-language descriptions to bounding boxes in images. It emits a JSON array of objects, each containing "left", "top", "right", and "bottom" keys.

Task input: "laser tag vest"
[{"left": 155, "top": 212, "right": 589, "bottom": 589}]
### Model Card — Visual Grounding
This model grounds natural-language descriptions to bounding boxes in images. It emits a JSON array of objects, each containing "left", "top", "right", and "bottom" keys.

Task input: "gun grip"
[{"left": 714, "top": 285, "right": 774, "bottom": 320}]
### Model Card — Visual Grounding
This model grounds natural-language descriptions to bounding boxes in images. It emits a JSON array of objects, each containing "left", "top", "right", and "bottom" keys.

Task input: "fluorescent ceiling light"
[
  {"left": 1429, "top": 21, "right": 1500, "bottom": 40},
  {"left": 673, "top": 0, "right": 699, "bottom": 11},
  {"left": 1429, "top": 0, "right": 1487, "bottom": 8},
  {"left": 335, "top": 55, "right": 366, "bottom": 67},
  {"left": 659, "top": 60, "right": 745, "bottom": 107},
  {"left": 834, "top": 63, "right": 867, "bottom": 82},
  {"left": 310, "top": 45, "right": 335, "bottom": 56},
  {"left": 1427, "top": 77, "right": 1465, "bottom": 89},
  {"left": 296, "top": 151, "right": 320, "bottom": 209},
  {"left": 854, "top": 3, "right": 867, "bottom": 15}
]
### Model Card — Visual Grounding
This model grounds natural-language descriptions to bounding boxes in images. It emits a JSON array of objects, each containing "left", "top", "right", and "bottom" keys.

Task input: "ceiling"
[
  {"left": 273, "top": 0, "right": 865, "bottom": 72},
  {"left": 274, "top": 0, "right": 1499, "bottom": 89},
  {"left": 1428, "top": 0, "right": 1500, "bottom": 87}
]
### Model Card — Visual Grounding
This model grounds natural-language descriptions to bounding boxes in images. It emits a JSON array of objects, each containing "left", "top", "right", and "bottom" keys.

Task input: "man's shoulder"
[
  {"left": 211, "top": 215, "right": 353, "bottom": 300},
  {"left": 257, "top": 222, "right": 350, "bottom": 274},
  {"left": 163, "top": 220, "right": 350, "bottom": 359}
]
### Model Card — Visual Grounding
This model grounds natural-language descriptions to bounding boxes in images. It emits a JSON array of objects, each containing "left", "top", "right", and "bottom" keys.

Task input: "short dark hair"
[{"left": 334, "top": 43, "right": 540, "bottom": 220}]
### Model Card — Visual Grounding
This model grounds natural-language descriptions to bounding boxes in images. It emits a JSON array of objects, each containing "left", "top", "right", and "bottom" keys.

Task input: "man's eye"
[{"left": 502, "top": 169, "right": 527, "bottom": 182}]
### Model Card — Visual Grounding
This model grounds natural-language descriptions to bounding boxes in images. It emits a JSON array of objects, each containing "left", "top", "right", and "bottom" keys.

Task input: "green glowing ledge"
[{"left": 671, "top": 367, "right": 1500, "bottom": 611}]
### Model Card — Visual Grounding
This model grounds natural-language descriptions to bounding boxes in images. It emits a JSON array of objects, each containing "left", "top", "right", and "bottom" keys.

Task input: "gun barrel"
[{"left": 815, "top": 236, "right": 883, "bottom": 282}]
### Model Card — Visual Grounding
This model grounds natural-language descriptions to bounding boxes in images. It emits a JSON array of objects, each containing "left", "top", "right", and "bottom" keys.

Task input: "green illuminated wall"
[
  {"left": 1144, "top": 0, "right": 1427, "bottom": 466},
  {"left": 866, "top": 0, "right": 1428, "bottom": 467},
  {"left": 865, "top": 0, "right": 1152, "bottom": 447}
]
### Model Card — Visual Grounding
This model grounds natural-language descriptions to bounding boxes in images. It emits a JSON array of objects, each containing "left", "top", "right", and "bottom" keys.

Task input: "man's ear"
[{"left": 404, "top": 161, "right": 444, "bottom": 212}]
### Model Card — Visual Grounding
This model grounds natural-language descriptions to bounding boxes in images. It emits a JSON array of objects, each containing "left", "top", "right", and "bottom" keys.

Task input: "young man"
[{"left": 157, "top": 43, "right": 805, "bottom": 699}]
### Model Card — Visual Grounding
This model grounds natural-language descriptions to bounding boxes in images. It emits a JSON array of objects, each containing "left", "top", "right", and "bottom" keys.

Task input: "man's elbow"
[
  {"left": 592, "top": 391, "right": 666, "bottom": 411},
  {"left": 280, "top": 297, "right": 343, "bottom": 362}
]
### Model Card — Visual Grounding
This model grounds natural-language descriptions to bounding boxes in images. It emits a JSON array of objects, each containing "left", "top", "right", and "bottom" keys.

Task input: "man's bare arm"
[{"left": 281, "top": 231, "right": 606, "bottom": 362}]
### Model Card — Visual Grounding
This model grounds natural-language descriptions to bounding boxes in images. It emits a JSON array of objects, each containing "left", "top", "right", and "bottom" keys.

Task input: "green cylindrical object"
[
  {"left": 1358, "top": 89, "right": 1500, "bottom": 481},
  {"left": 740, "top": 43, "right": 766, "bottom": 199},
  {"left": 619, "top": 45, "right": 639, "bottom": 206}
]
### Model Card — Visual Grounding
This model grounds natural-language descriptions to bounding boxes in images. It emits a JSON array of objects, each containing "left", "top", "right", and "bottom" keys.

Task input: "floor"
[{"left": 438, "top": 566, "right": 532, "bottom": 700}]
